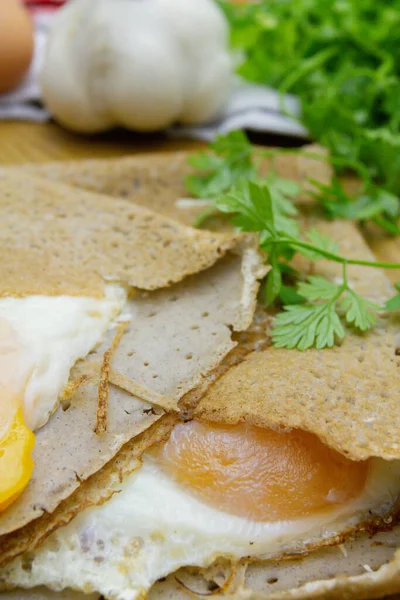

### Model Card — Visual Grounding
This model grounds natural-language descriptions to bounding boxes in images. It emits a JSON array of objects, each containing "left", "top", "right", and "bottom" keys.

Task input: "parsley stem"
[
  {"left": 342, "top": 261, "right": 348, "bottom": 286},
  {"left": 269, "top": 239, "right": 400, "bottom": 269}
]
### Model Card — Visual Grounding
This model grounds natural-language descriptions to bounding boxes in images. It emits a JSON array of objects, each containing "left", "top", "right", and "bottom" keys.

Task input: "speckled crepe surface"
[
  {"left": 195, "top": 219, "right": 400, "bottom": 462},
  {"left": 0, "top": 244, "right": 264, "bottom": 548},
  {"left": 6, "top": 144, "right": 331, "bottom": 226},
  {"left": 0, "top": 170, "right": 248, "bottom": 297},
  {"left": 0, "top": 152, "right": 399, "bottom": 600}
]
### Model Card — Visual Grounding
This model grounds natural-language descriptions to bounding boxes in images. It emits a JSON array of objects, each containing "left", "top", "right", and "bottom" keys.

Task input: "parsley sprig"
[
  {"left": 185, "top": 132, "right": 400, "bottom": 350},
  {"left": 187, "top": 131, "right": 400, "bottom": 235},
  {"left": 217, "top": 0, "right": 400, "bottom": 202}
]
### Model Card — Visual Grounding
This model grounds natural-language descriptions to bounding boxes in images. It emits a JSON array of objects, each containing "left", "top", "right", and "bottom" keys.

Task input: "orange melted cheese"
[
  {"left": 0, "top": 318, "right": 34, "bottom": 512},
  {"left": 159, "top": 421, "right": 369, "bottom": 521}
]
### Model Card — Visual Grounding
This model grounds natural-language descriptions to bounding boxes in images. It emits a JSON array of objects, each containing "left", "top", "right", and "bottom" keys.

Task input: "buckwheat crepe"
[
  {"left": 0, "top": 171, "right": 266, "bottom": 553},
  {"left": 0, "top": 154, "right": 399, "bottom": 600},
  {"left": 6, "top": 144, "right": 330, "bottom": 225}
]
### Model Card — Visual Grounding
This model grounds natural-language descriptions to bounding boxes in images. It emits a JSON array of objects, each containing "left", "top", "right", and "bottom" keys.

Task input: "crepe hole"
[
  {"left": 202, "top": 312, "right": 209, "bottom": 318},
  {"left": 207, "top": 581, "right": 220, "bottom": 592},
  {"left": 111, "top": 241, "right": 119, "bottom": 249},
  {"left": 169, "top": 296, "right": 178, "bottom": 302},
  {"left": 61, "top": 399, "right": 71, "bottom": 412},
  {"left": 267, "top": 577, "right": 278, "bottom": 585},
  {"left": 144, "top": 362, "right": 149, "bottom": 367},
  {"left": 186, "top": 353, "right": 193, "bottom": 360},
  {"left": 191, "top": 325, "right": 199, "bottom": 330},
  {"left": 124, "top": 410, "right": 131, "bottom": 415},
  {"left": 21, "top": 553, "right": 34, "bottom": 573},
  {"left": 357, "top": 354, "right": 365, "bottom": 363},
  {"left": 158, "top": 577, "right": 167, "bottom": 583},
  {"left": 143, "top": 407, "right": 156, "bottom": 416},
  {"left": 148, "top": 312, "right": 157, "bottom": 318},
  {"left": 152, "top": 374, "right": 158, "bottom": 379},
  {"left": 212, "top": 332, "right": 217, "bottom": 336},
  {"left": 94, "top": 556, "right": 104, "bottom": 564},
  {"left": 395, "top": 347, "right": 400, "bottom": 356},
  {"left": 128, "top": 214, "right": 135, "bottom": 221},
  {"left": 127, "top": 351, "right": 134, "bottom": 357}
]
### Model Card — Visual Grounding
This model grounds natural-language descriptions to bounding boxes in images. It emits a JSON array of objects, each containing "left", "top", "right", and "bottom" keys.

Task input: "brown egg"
[{"left": 0, "top": 0, "right": 34, "bottom": 94}]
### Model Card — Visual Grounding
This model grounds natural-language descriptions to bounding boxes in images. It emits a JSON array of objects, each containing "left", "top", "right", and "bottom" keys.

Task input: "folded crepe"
[
  {"left": 0, "top": 214, "right": 399, "bottom": 600},
  {"left": 0, "top": 169, "right": 266, "bottom": 557},
  {"left": 5, "top": 143, "right": 330, "bottom": 226}
]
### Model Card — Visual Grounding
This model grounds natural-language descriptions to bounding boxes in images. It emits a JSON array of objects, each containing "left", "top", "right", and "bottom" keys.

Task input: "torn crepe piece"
[
  {"left": 0, "top": 170, "right": 250, "bottom": 297},
  {"left": 0, "top": 247, "right": 265, "bottom": 547},
  {"left": 6, "top": 144, "right": 331, "bottom": 226},
  {"left": 194, "top": 220, "right": 400, "bottom": 462},
  {"left": 86, "top": 249, "right": 266, "bottom": 410}
]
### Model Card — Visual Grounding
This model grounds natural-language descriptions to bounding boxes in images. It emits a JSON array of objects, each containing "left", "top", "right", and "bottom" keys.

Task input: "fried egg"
[
  {"left": 0, "top": 283, "right": 127, "bottom": 511},
  {"left": 2, "top": 421, "right": 400, "bottom": 600}
]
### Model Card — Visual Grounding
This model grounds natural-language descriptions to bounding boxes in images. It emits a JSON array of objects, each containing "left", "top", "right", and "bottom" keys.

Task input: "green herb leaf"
[
  {"left": 340, "top": 291, "right": 379, "bottom": 331},
  {"left": 216, "top": 180, "right": 274, "bottom": 232},
  {"left": 297, "top": 276, "right": 341, "bottom": 301},
  {"left": 186, "top": 131, "right": 256, "bottom": 199},
  {"left": 218, "top": 0, "right": 400, "bottom": 213},
  {"left": 385, "top": 284, "right": 400, "bottom": 311},
  {"left": 272, "top": 302, "right": 345, "bottom": 350},
  {"left": 298, "top": 229, "right": 339, "bottom": 261},
  {"left": 279, "top": 285, "right": 306, "bottom": 305}
]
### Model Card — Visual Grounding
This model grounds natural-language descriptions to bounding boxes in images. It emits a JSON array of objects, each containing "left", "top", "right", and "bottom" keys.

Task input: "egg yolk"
[
  {"left": 158, "top": 421, "right": 369, "bottom": 521},
  {"left": 0, "top": 409, "right": 34, "bottom": 512},
  {"left": 0, "top": 318, "right": 34, "bottom": 512}
]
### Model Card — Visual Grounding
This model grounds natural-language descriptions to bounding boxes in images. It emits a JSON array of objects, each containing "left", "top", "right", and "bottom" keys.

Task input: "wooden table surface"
[{"left": 0, "top": 121, "right": 203, "bottom": 164}]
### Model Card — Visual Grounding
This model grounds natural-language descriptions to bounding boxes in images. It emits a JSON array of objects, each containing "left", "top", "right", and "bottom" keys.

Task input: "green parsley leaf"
[
  {"left": 339, "top": 291, "right": 379, "bottom": 331},
  {"left": 385, "top": 283, "right": 400, "bottom": 311},
  {"left": 272, "top": 302, "right": 345, "bottom": 350},
  {"left": 298, "top": 229, "right": 339, "bottom": 261},
  {"left": 297, "top": 276, "right": 341, "bottom": 301},
  {"left": 216, "top": 180, "right": 274, "bottom": 232},
  {"left": 218, "top": 0, "right": 400, "bottom": 219},
  {"left": 279, "top": 285, "right": 306, "bottom": 306},
  {"left": 186, "top": 131, "right": 256, "bottom": 199}
]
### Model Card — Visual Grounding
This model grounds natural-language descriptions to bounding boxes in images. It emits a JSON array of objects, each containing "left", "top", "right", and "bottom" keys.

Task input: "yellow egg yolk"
[
  {"left": 0, "top": 408, "right": 34, "bottom": 512},
  {"left": 0, "top": 318, "right": 34, "bottom": 512},
  {"left": 158, "top": 421, "right": 369, "bottom": 521}
]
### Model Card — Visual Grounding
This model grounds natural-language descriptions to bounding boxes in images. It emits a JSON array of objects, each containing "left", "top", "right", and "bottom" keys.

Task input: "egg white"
[
  {"left": 2, "top": 451, "right": 400, "bottom": 600},
  {"left": 0, "top": 283, "right": 127, "bottom": 431}
]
